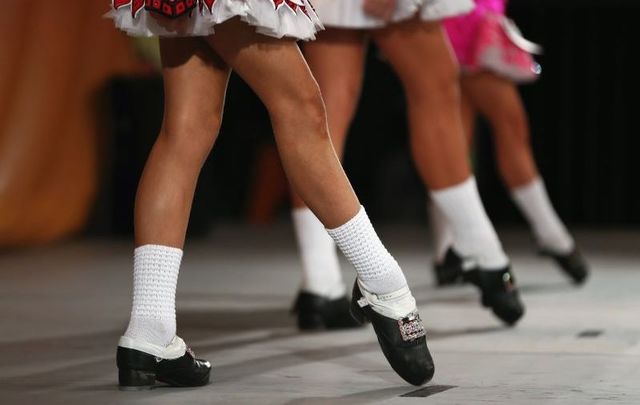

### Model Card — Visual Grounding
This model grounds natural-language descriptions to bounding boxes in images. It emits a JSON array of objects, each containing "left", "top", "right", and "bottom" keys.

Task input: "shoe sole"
[{"left": 118, "top": 368, "right": 210, "bottom": 390}]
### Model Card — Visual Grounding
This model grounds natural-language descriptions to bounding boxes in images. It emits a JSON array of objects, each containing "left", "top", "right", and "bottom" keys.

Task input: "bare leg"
[
  {"left": 291, "top": 28, "right": 368, "bottom": 208},
  {"left": 461, "top": 72, "right": 537, "bottom": 188},
  {"left": 205, "top": 19, "right": 411, "bottom": 299},
  {"left": 135, "top": 38, "right": 230, "bottom": 247},
  {"left": 285, "top": 29, "right": 368, "bottom": 304},
  {"left": 460, "top": 90, "right": 477, "bottom": 146},
  {"left": 428, "top": 91, "right": 476, "bottom": 263},
  {"left": 372, "top": 22, "right": 526, "bottom": 327},
  {"left": 462, "top": 72, "right": 578, "bottom": 260},
  {"left": 206, "top": 19, "right": 359, "bottom": 228},
  {"left": 122, "top": 20, "right": 434, "bottom": 387},
  {"left": 372, "top": 19, "right": 470, "bottom": 190},
  {"left": 372, "top": 20, "right": 509, "bottom": 270},
  {"left": 121, "top": 38, "right": 230, "bottom": 373}
]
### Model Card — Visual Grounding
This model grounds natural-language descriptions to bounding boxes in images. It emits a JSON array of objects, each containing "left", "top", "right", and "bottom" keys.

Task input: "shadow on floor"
[
  {"left": 0, "top": 299, "right": 508, "bottom": 393},
  {"left": 518, "top": 282, "right": 575, "bottom": 294},
  {"left": 282, "top": 386, "right": 410, "bottom": 405}
]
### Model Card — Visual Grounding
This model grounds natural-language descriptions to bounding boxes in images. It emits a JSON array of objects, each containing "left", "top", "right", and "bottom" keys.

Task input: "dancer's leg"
[
  {"left": 461, "top": 72, "right": 536, "bottom": 187},
  {"left": 373, "top": 20, "right": 523, "bottom": 324},
  {"left": 290, "top": 29, "right": 368, "bottom": 301},
  {"left": 207, "top": 19, "right": 433, "bottom": 385},
  {"left": 293, "top": 29, "right": 368, "bottom": 205},
  {"left": 134, "top": 38, "right": 230, "bottom": 248},
  {"left": 372, "top": 20, "right": 508, "bottom": 269},
  {"left": 461, "top": 72, "right": 574, "bottom": 254},
  {"left": 126, "top": 38, "right": 230, "bottom": 347},
  {"left": 375, "top": 22, "right": 469, "bottom": 189},
  {"left": 206, "top": 18, "right": 405, "bottom": 295},
  {"left": 427, "top": 92, "right": 476, "bottom": 264},
  {"left": 460, "top": 90, "right": 477, "bottom": 145},
  {"left": 461, "top": 72, "right": 587, "bottom": 283},
  {"left": 118, "top": 37, "right": 228, "bottom": 389}
]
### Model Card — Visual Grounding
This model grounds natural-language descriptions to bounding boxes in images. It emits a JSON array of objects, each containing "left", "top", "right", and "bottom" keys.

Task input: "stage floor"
[{"left": 1, "top": 225, "right": 638, "bottom": 404}]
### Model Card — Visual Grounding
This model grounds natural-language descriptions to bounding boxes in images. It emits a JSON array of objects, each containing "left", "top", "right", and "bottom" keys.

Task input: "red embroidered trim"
[
  {"left": 114, "top": 0, "right": 310, "bottom": 19},
  {"left": 144, "top": 0, "right": 197, "bottom": 17},
  {"left": 113, "top": 0, "right": 145, "bottom": 17},
  {"left": 201, "top": 0, "right": 215, "bottom": 12},
  {"left": 274, "top": 0, "right": 310, "bottom": 18}
]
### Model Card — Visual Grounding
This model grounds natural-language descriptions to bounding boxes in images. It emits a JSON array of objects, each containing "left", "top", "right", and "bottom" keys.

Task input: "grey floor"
[{"left": 1, "top": 225, "right": 639, "bottom": 404}]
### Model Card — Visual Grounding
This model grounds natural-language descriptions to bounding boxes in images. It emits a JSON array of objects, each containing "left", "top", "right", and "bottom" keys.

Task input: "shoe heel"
[
  {"left": 349, "top": 300, "right": 368, "bottom": 325},
  {"left": 118, "top": 368, "right": 156, "bottom": 390}
]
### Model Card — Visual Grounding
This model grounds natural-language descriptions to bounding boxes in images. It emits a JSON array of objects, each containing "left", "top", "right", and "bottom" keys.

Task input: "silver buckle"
[{"left": 398, "top": 311, "right": 426, "bottom": 342}]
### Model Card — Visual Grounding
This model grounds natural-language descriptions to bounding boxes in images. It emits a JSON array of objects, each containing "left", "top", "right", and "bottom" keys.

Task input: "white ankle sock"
[
  {"left": 292, "top": 208, "right": 346, "bottom": 299},
  {"left": 427, "top": 199, "right": 454, "bottom": 264},
  {"left": 326, "top": 206, "right": 407, "bottom": 294},
  {"left": 511, "top": 177, "right": 574, "bottom": 254},
  {"left": 124, "top": 244, "right": 182, "bottom": 348},
  {"left": 430, "top": 177, "right": 509, "bottom": 270}
]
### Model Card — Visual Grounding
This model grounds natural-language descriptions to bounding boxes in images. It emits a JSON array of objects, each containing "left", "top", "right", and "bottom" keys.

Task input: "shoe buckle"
[
  {"left": 398, "top": 311, "right": 426, "bottom": 342},
  {"left": 462, "top": 258, "right": 478, "bottom": 271},
  {"left": 502, "top": 272, "right": 514, "bottom": 292}
]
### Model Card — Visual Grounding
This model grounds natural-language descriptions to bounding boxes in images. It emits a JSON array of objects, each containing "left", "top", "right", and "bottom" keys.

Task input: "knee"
[
  {"left": 299, "top": 89, "right": 327, "bottom": 131},
  {"left": 405, "top": 65, "right": 461, "bottom": 107},
  {"left": 328, "top": 79, "right": 361, "bottom": 115},
  {"left": 160, "top": 112, "right": 222, "bottom": 165},
  {"left": 268, "top": 84, "right": 329, "bottom": 140}
]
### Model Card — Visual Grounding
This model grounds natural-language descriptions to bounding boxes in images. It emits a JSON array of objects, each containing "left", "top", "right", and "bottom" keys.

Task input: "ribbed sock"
[
  {"left": 327, "top": 206, "right": 407, "bottom": 294},
  {"left": 124, "top": 244, "right": 181, "bottom": 347}
]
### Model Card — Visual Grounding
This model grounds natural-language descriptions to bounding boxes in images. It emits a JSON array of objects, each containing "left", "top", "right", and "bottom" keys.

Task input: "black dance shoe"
[
  {"left": 349, "top": 280, "right": 434, "bottom": 386},
  {"left": 117, "top": 336, "right": 211, "bottom": 390},
  {"left": 541, "top": 248, "right": 589, "bottom": 285},
  {"left": 292, "top": 291, "right": 363, "bottom": 331},
  {"left": 463, "top": 267, "right": 525, "bottom": 326},
  {"left": 433, "top": 248, "right": 466, "bottom": 287}
]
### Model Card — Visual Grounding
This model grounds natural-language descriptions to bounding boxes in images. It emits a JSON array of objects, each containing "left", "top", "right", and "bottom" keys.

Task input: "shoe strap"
[
  {"left": 357, "top": 280, "right": 417, "bottom": 320},
  {"left": 118, "top": 335, "right": 187, "bottom": 360}
]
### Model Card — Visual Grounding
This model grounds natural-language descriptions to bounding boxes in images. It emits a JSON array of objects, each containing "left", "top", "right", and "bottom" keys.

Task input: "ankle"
[
  {"left": 124, "top": 317, "right": 175, "bottom": 348},
  {"left": 538, "top": 233, "right": 574, "bottom": 255},
  {"left": 327, "top": 206, "right": 407, "bottom": 295}
]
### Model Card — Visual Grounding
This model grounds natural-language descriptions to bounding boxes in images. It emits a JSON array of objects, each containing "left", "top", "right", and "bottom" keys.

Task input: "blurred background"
[{"left": 1, "top": 0, "right": 639, "bottom": 249}]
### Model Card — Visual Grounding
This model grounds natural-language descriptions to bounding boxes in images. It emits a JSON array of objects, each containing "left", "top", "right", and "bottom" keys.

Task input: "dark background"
[{"left": 95, "top": 0, "right": 640, "bottom": 236}]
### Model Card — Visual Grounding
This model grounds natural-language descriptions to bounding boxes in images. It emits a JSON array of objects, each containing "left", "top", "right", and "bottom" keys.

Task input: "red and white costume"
[
  {"left": 313, "top": 0, "right": 474, "bottom": 28},
  {"left": 107, "top": 0, "right": 323, "bottom": 40}
]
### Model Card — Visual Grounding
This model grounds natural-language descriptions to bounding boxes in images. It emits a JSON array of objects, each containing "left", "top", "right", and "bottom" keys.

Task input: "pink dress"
[{"left": 444, "top": 0, "right": 541, "bottom": 82}]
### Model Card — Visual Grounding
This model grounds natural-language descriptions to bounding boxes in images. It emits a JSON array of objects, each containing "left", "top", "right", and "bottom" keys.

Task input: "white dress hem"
[
  {"left": 107, "top": 0, "right": 324, "bottom": 40},
  {"left": 315, "top": 0, "right": 475, "bottom": 29}
]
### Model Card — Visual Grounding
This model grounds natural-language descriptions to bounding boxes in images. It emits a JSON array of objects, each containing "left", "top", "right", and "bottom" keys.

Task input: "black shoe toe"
[
  {"left": 433, "top": 248, "right": 465, "bottom": 287},
  {"left": 464, "top": 268, "right": 525, "bottom": 326},
  {"left": 542, "top": 248, "right": 589, "bottom": 285},
  {"left": 350, "top": 281, "right": 434, "bottom": 386}
]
